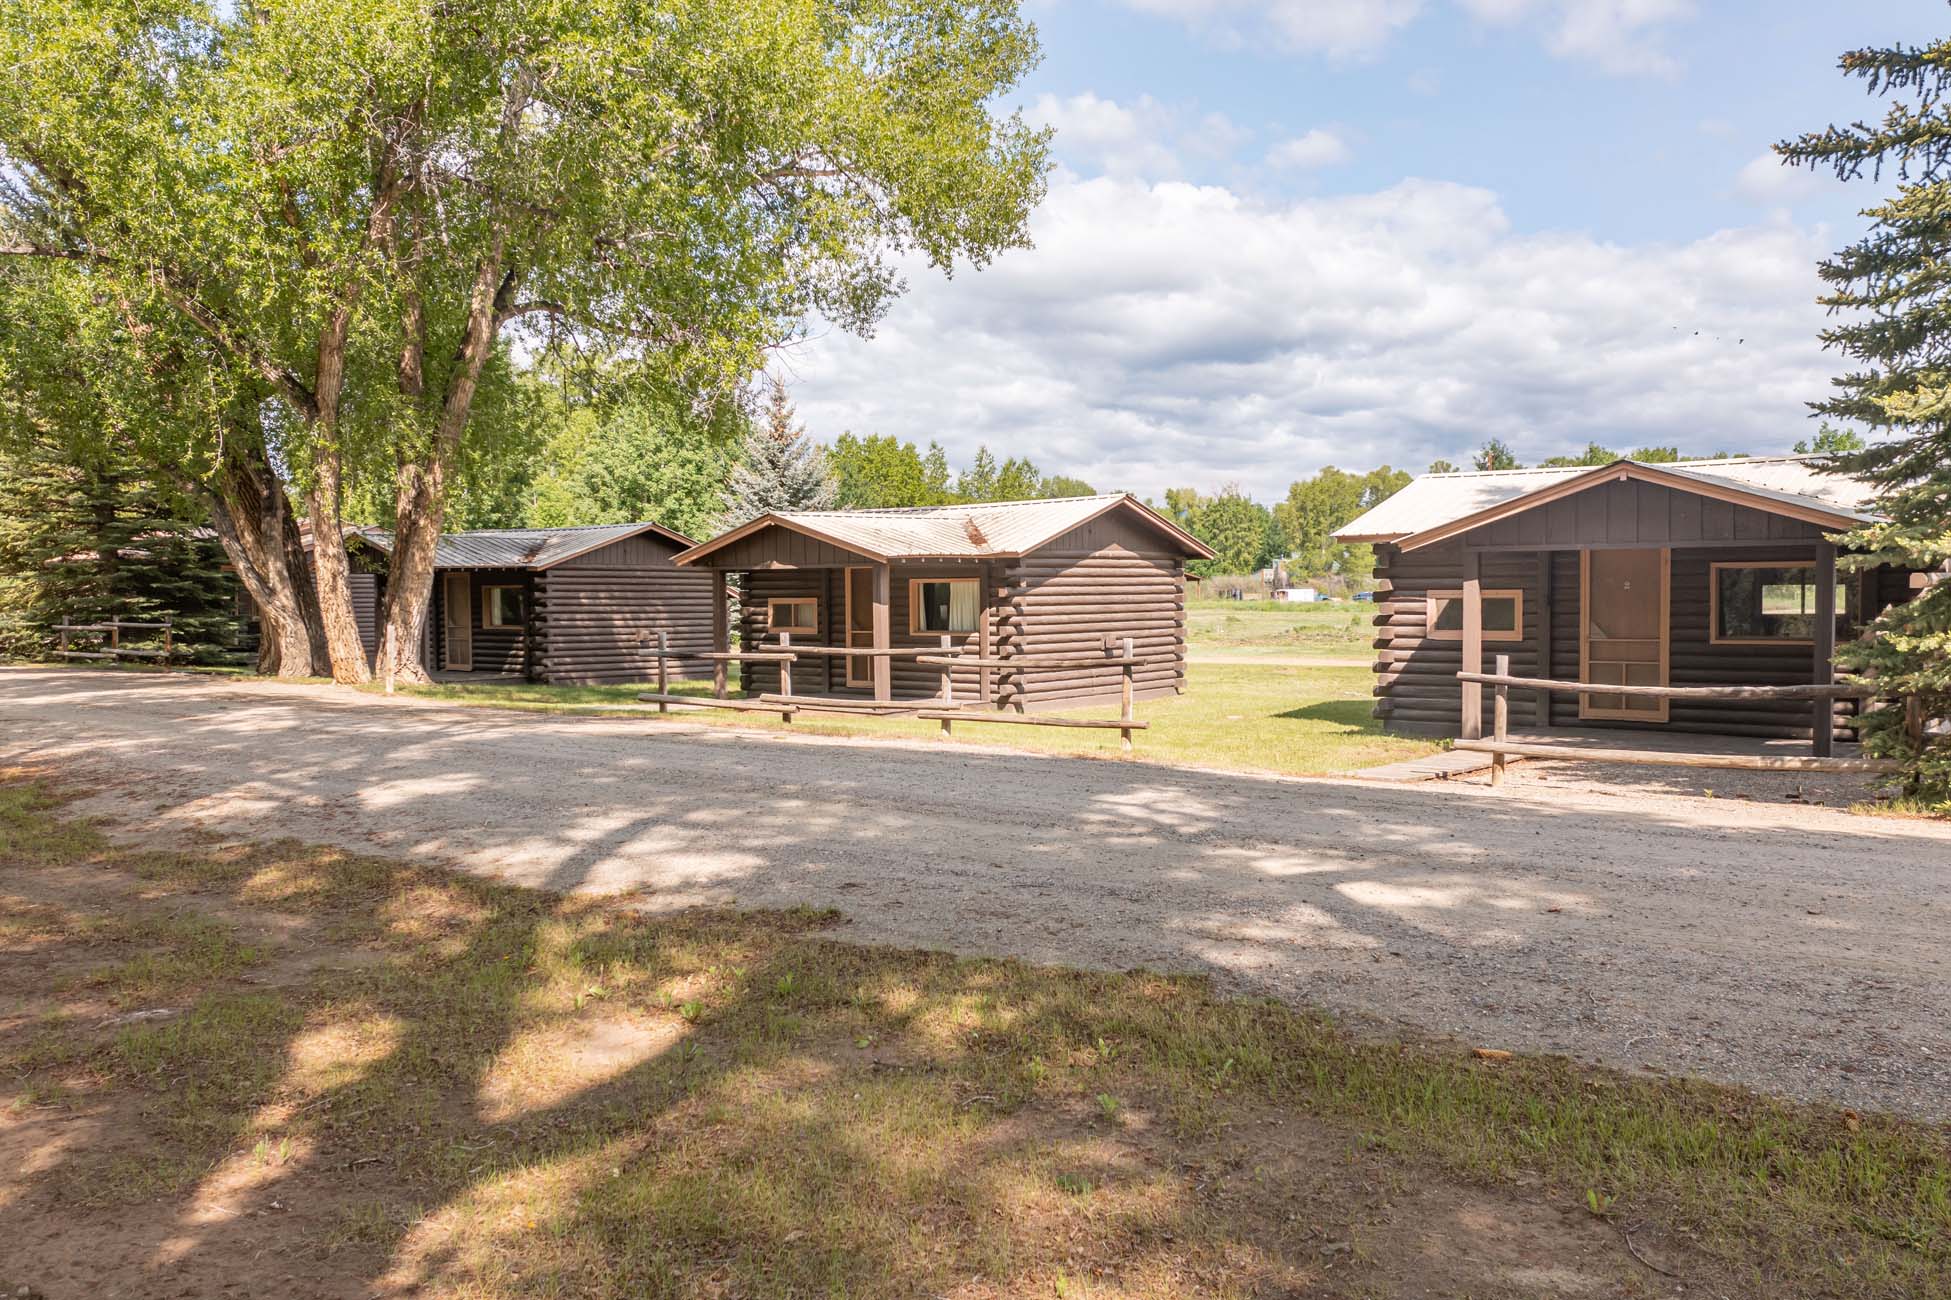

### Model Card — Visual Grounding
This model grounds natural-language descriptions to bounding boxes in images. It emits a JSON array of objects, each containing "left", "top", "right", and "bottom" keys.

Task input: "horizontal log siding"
[
  {"left": 1369, "top": 541, "right": 1546, "bottom": 735},
  {"left": 1372, "top": 540, "right": 1904, "bottom": 740},
  {"left": 738, "top": 564, "right": 995, "bottom": 701},
  {"left": 533, "top": 534, "right": 715, "bottom": 686},
  {"left": 997, "top": 509, "right": 1188, "bottom": 711}
]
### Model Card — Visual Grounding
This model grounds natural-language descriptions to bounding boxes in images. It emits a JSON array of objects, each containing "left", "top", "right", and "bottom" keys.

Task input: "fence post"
[
  {"left": 1906, "top": 693, "right": 1925, "bottom": 753},
  {"left": 58, "top": 622, "right": 69, "bottom": 661},
  {"left": 657, "top": 630, "right": 668, "bottom": 714},
  {"left": 779, "top": 633, "right": 794, "bottom": 722},
  {"left": 1491, "top": 653, "right": 1509, "bottom": 787},
  {"left": 1120, "top": 636, "right": 1135, "bottom": 753},
  {"left": 938, "top": 634, "right": 954, "bottom": 739},
  {"left": 110, "top": 622, "right": 120, "bottom": 659},
  {"left": 162, "top": 620, "right": 173, "bottom": 663}
]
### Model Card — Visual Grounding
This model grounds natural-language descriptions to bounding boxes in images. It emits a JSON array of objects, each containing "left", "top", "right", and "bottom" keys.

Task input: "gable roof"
[
  {"left": 350, "top": 521, "right": 695, "bottom": 570},
  {"left": 674, "top": 493, "right": 1214, "bottom": 565},
  {"left": 1334, "top": 455, "right": 1877, "bottom": 549}
]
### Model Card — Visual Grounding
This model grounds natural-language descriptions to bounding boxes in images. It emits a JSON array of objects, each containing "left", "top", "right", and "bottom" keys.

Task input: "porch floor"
[{"left": 1358, "top": 727, "right": 1861, "bottom": 783}]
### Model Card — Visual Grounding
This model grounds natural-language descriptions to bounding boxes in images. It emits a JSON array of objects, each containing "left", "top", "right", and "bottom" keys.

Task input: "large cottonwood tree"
[{"left": 1, "top": 0, "right": 1049, "bottom": 682}]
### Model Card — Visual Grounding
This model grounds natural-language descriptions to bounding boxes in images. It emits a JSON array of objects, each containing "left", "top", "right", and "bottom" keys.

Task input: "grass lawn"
[
  {"left": 358, "top": 661, "right": 1437, "bottom": 776},
  {"left": 3, "top": 770, "right": 1946, "bottom": 1298},
  {"left": 1184, "top": 596, "right": 1374, "bottom": 661}
]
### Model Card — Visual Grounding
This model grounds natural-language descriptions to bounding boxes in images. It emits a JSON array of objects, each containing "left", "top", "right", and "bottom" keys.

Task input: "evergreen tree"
[
  {"left": 829, "top": 433, "right": 955, "bottom": 508},
  {"left": 0, "top": 434, "right": 239, "bottom": 663},
  {"left": 1794, "top": 423, "right": 1867, "bottom": 455},
  {"left": 1041, "top": 475, "right": 1099, "bottom": 498},
  {"left": 1427, "top": 459, "right": 1461, "bottom": 474},
  {"left": 720, "top": 380, "right": 836, "bottom": 524},
  {"left": 956, "top": 447, "right": 1000, "bottom": 501},
  {"left": 1780, "top": 31, "right": 1951, "bottom": 801}
]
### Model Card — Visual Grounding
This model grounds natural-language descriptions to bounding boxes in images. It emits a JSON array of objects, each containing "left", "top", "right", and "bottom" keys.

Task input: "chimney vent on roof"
[{"left": 964, "top": 517, "right": 989, "bottom": 548}]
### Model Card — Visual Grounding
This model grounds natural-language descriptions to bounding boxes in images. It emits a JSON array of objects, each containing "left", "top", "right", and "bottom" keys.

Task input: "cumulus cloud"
[
  {"left": 1124, "top": 0, "right": 1694, "bottom": 75},
  {"left": 1118, "top": 0, "right": 1423, "bottom": 58},
  {"left": 1732, "top": 149, "right": 1827, "bottom": 205},
  {"left": 782, "top": 173, "right": 1835, "bottom": 500},
  {"left": 1030, "top": 92, "right": 1250, "bottom": 180},
  {"left": 1266, "top": 128, "right": 1351, "bottom": 169}
]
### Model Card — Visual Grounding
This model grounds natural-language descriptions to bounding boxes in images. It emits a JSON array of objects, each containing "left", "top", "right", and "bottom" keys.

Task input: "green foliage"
[
  {"left": 1539, "top": 442, "right": 1620, "bottom": 468},
  {"left": 0, "top": 435, "right": 240, "bottom": 663},
  {"left": 1471, "top": 439, "right": 1522, "bottom": 471},
  {"left": 1272, "top": 465, "right": 1411, "bottom": 579},
  {"left": 721, "top": 379, "right": 836, "bottom": 524},
  {"left": 1794, "top": 423, "right": 1868, "bottom": 456},
  {"left": 1779, "top": 30, "right": 1951, "bottom": 803},
  {"left": 1164, "top": 487, "right": 1277, "bottom": 578},
  {"left": 827, "top": 435, "right": 1089, "bottom": 508},
  {"left": 1427, "top": 459, "right": 1460, "bottom": 474}
]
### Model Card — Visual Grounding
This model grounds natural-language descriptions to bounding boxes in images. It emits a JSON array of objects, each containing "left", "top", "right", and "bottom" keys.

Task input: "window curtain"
[{"left": 949, "top": 580, "right": 980, "bottom": 633}]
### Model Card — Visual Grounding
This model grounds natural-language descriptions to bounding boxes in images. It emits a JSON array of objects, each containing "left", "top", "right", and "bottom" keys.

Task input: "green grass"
[
  {"left": 357, "top": 661, "right": 1434, "bottom": 775},
  {"left": 2, "top": 770, "right": 1946, "bottom": 1297},
  {"left": 1184, "top": 596, "right": 1374, "bottom": 660}
]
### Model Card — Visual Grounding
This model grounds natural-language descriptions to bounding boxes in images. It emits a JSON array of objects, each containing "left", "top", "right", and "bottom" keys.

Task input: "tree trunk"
[
  {"left": 199, "top": 434, "right": 328, "bottom": 677},
  {"left": 305, "top": 445, "right": 373, "bottom": 684}
]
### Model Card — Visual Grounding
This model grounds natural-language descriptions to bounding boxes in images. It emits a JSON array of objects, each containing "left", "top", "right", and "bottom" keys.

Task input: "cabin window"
[
  {"left": 1427, "top": 589, "right": 1524, "bottom": 641},
  {"left": 1710, "top": 562, "right": 1853, "bottom": 644},
  {"left": 482, "top": 585, "right": 524, "bottom": 629},
  {"left": 768, "top": 597, "right": 818, "bottom": 635},
  {"left": 910, "top": 579, "right": 980, "bottom": 635}
]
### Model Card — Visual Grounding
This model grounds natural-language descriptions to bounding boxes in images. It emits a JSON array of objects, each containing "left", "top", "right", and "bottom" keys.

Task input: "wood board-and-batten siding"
[
  {"left": 1371, "top": 537, "right": 1907, "bottom": 740},
  {"left": 734, "top": 513, "right": 1188, "bottom": 710},
  {"left": 1453, "top": 476, "right": 1832, "bottom": 550}
]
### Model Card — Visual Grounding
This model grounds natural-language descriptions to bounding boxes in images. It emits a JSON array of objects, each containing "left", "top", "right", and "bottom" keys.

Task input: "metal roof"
[
  {"left": 351, "top": 521, "right": 694, "bottom": 570},
  {"left": 676, "top": 493, "right": 1214, "bottom": 565},
  {"left": 1334, "top": 455, "right": 1878, "bottom": 543}
]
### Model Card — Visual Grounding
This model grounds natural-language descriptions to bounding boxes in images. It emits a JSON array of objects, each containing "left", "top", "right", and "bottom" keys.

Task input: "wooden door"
[
  {"left": 1580, "top": 548, "right": 1667, "bottom": 721},
  {"left": 844, "top": 567, "right": 873, "bottom": 686},
  {"left": 442, "top": 572, "right": 473, "bottom": 671}
]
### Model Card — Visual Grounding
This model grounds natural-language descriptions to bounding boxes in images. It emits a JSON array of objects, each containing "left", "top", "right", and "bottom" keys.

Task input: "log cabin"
[
  {"left": 673, "top": 494, "right": 1214, "bottom": 710},
  {"left": 1334, "top": 455, "right": 1925, "bottom": 752},
  {"left": 338, "top": 522, "right": 715, "bottom": 684}
]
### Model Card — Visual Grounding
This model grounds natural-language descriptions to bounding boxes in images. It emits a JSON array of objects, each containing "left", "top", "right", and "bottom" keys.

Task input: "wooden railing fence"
[
  {"left": 56, "top": 619, "right": 174, "bottom": 664},
  {"left": 1459, "top": 654, "right": 1901, "bottom": 784},
  {"left": 633, "top": 630, "right": 1151, "bottom": 748}
]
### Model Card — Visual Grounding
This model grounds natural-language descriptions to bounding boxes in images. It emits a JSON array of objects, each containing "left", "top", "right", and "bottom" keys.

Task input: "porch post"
[
  {"left": 1460, "top": 550, "right": 1483, "bottom": 741},
  {"left": 871, "top": 562, "right": 892, "bottom": 703},
  {"left": 1812, "top": 540, "right": 1836, "bottom": 758},
  {"left": 1534, "top": 550, "right": 1553, "bottom": 729},
  {"left": 711, "top": 569, "right": 729, "bottom": 700}
]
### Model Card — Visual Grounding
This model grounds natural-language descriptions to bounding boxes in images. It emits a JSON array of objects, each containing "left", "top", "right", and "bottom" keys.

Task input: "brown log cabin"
[
  {"left": 338, "top": 522, "right": 715, "bottom": 684},
  {"left": 1334, "top": 456, "right": 1924, "bottom": 752},
  {"left": 673, "top": 494, "right": 1214, "bottom": 710}
]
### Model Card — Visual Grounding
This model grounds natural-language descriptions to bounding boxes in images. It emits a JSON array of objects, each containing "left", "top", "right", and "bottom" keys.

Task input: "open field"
[
  {"left": 4, "top": 770, "right": 1948, "bottom": 1299},
  {"left": 1185, "top": 596, "right": 1374, "bottom": 663}
]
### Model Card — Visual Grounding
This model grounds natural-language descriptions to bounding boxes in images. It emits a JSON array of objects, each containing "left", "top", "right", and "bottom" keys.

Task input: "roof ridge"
[
  {"left": 782, "top": 492, "right": 1126, "bottom": 519},
  {"left": 1424, "top": 453, "right": 1828, "bottom": 480}
]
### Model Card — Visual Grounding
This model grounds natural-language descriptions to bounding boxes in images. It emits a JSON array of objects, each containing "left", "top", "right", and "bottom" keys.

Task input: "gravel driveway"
[{"left": 5, "top": 666, "right": 1948, "bottom": 1120}]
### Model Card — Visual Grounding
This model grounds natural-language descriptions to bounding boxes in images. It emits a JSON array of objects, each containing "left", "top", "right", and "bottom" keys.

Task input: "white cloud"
[
  {"left": 783, "top": 173, "right": 1835, "bottom": 500},
  {"left": 1266, "top": 128, "right": 1351, "bottom": 169},
  {"left": 1029, "top": 92, "right": 1249, "bottom": 180},
  {"left": 1124, "top": 0, "right": 1694, "bottom": 75},
  {"left": 1732, "top": 149, "right": 1826, "bottom": 206},
  {"left": 1119, "top": 0, "right": 1423, "bottom": 58}
]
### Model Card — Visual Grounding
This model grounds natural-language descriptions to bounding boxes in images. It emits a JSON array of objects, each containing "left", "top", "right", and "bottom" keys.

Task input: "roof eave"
[{"left": 673, "top": 514, "right": 893, "bottom": 566}]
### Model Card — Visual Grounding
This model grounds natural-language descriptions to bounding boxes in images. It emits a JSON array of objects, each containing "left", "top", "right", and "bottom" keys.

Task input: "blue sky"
[{"left": 788, "top": 0, "right": 1942, "bottom": 501}]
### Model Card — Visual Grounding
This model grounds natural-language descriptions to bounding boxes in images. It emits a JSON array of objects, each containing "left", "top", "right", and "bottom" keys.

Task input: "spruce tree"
[
  {"left": 1779, "top": 32, "right": 1951, "bottom": 801},
  {"left": 719, "top": 379, "right": 837, "bottom": 525}
]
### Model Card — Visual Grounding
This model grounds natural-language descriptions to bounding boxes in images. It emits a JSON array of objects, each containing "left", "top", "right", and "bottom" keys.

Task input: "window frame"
[
  {"left": 1425, "top": 588, "right": 1525, "bottom": 642},
  {"left": 481, "top": 584, "right": 525, "bottom": 630},
  {"left": 767, "top": 596, "right": 819, "bottom": 636},
  {"left": 1708, "top": 560, "right": 1846, "bottom": 647},
  {"left": 907, "top": 577, "right": 981, "bottom": 636}
]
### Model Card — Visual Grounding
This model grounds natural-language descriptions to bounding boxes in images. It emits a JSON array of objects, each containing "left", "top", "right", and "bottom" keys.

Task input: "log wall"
[
  {"left": 533, "top": 535, "right": 715, "bottom": 685},
  {"left": 431, "top": 567, "right": 534, "bottom": 676},
  {"left": 1372, "top": 539, "right": 1915, "bottom": 739}
]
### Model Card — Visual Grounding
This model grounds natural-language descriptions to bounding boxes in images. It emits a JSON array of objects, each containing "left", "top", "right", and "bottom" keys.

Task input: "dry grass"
[{"left": 2, "top": 768, "right": 1946, "bottom": 1298}]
